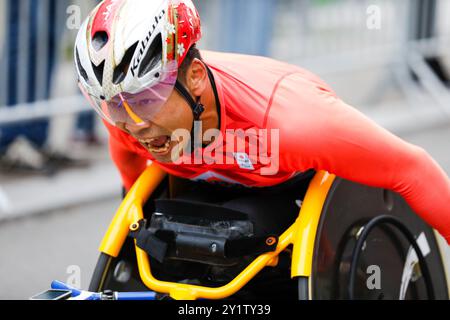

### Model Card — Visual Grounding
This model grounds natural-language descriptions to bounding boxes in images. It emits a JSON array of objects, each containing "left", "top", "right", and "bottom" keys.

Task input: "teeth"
[
  {"left": 150, "top": 140, "right": 171, "bottom": 154},
  {"left": 141, "top": 138, "right": 171, "bottom": 154},
  {"left": 139, "top": 138, "right": 157, "bottom": 144}
]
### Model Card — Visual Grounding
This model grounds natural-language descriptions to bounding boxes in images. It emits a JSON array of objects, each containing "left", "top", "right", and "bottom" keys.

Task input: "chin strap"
[
  {"left": 174, "top": 81, "right": 205, "bottom": 121},
  {"left": 174, "top": 65, "right": 221, "bottom": 153},
  {"left": 174, "top": 64, "right": 219, "bottom": 122},
  {"left": 175, "top": 81, "right": 203, "bottom": 153}
]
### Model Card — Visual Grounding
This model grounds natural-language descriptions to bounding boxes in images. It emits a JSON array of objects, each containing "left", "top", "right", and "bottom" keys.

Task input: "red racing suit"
[{"left": 105, "top": 51, "right": 450, "bottom": 244}]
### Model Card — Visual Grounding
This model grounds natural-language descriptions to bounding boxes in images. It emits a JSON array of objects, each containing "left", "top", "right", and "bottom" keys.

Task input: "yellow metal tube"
[
  {"left": 291, "top": 171, "right": 335, "bottom": 278},
  {"left": 135, "top": 222, "right": 298, "bottom": 300},
  {"left": 133, "top": 171, "right": 334, "bottom": 299},
  {"left": 98, "top": 167, "right": 335, "bottom": 300},
  {"left": 99, "top": 164, "right": 166, "bottom": 257}
]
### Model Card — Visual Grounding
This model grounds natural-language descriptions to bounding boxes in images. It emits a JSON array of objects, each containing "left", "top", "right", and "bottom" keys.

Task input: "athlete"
[{"left": 75, "top": 0, "right": 450, "bottom": 244}]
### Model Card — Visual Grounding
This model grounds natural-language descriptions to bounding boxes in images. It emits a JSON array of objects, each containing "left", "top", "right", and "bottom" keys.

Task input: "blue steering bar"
[{"left": 50, "top": 281, "right": 157, "bottom": 300}]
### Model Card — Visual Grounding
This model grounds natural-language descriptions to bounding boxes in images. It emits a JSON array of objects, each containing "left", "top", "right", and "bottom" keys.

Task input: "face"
[
  {"left": 118, "top": 59, "right": 212, "bottom": 163},
  {"left": 121, "top": 89, "right": 194, "bottom": 163}
]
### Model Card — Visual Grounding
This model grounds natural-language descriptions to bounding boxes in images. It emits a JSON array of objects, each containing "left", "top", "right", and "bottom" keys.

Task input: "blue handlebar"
[
  {"left": 50, "top": 280, "right": 156, "bottom": 300},
  {"left": 116, "top": 292, "right": 157, "bottom": 300}
]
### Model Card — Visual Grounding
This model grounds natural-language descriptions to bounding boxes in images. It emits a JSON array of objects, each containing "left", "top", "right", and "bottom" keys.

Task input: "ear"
[{"left": 185, "top": 59, "right": 207, "bottom": 97}]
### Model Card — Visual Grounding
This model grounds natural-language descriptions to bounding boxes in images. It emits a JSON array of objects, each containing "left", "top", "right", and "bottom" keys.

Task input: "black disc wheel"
[{"left": 309, "top": 178, "right": 448, "bottom": 300}]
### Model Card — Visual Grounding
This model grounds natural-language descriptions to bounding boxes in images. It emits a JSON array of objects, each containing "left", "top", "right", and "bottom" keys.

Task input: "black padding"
[
  {"left": 226, "top": 235, "right": 278, "bottom": 258},
  {"left": 130, "top": 220, "right": 168, "bottom": 263},
  {"left": 155, "top": 199, "right": 249, "bottom": 221}
]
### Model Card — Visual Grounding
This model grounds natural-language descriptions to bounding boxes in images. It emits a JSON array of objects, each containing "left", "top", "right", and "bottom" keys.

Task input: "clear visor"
[{"left": 79, "top": 61, "right": 178, "bottom": 127}]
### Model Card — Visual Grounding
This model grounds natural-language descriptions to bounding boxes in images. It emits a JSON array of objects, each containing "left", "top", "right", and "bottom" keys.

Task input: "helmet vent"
[
  {"left": 92, "top": 31, "right": 109, "bottom": 51},
  {"left": 91, "top": 61, "right": 105, "bottom": 86},
  {"left": 76, "top": 49, "right": 89, "bottom": 82},
  {"left": 113, "top": 42, "right": 138, "bottom": 85},
  {"left": 138, "top": 33, "right": 162, "bottom": 78}
]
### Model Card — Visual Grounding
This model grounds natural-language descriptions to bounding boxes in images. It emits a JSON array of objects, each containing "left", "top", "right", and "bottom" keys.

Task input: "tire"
[
  {"left": 89, "top": 253, "right": 113, "bottom": 292},
  {"left": 308, "top": 178, "right": 448, "bottom": 300},
  {"left": 297, "top": 276, "right": 310, "bottom": 300}
]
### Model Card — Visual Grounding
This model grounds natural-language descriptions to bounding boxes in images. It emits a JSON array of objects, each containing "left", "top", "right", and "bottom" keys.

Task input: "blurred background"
[{"left": 0, "top": 0, "right": 449, "bottom": 299}]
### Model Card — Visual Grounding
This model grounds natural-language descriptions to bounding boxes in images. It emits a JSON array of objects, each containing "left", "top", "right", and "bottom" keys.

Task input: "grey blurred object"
[
  {"left": 195, "top": 0, "right": 276, "bottom": 56},
  {"left": 219, "top": 0, "right": 276, "bottom": 56},
  {"left": 0, "top": 135, "right": 90, "bottom": 177},
  {"left": 0, "top": 137, "right": 48, "bottom": 173},
  {"left": 271, "top": 0, "right": 450, "bottom": 132}
]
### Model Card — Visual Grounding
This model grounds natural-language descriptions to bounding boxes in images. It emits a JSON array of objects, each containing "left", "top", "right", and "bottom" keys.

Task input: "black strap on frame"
[{"left": 129, "top": 219, "right": 279, "bottom": 263}]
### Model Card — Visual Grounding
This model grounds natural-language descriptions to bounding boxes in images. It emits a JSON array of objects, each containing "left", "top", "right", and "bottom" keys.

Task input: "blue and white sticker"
[{"left": 233, "top": 153, "right": 255, "bottom": 170}]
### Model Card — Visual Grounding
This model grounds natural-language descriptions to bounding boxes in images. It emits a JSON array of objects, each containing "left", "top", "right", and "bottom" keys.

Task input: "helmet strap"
[
  {"left": 174, "top": 65, "right": 221, "bottom": 154},
  {"left": 174, "top": 81, "right": 205, "bottom": 121}
]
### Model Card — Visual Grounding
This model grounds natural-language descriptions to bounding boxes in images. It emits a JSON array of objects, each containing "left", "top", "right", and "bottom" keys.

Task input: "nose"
[{"left": 124, "top": 121, "right": 152, "bottom": 138}]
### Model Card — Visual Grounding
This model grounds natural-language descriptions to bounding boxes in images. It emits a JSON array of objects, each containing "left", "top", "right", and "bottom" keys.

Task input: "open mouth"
[{"left": 139, "top": 136, "right": 172, "bottom": 155}]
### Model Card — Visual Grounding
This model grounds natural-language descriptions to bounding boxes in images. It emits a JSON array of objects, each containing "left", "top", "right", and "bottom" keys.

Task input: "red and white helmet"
[{"left": 75, "top": 0, "right": 202, "bottom": 126}]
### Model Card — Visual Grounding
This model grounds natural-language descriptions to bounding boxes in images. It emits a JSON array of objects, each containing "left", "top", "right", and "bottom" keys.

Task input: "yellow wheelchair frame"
[{"left": 98, "top": 164, "right": 335, "bottom": 300}]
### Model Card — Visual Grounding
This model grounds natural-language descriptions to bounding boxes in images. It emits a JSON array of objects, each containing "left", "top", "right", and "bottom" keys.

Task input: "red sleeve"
[
  {"left": 104, "top": 121, "right": 148, "bottom": 191},
  {"left": 269, "top": 74, "right": 450, "bottom": 244}
]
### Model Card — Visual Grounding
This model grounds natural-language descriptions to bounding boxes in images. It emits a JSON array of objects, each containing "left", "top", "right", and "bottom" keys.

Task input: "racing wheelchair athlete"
[{"left": 39, "top": 0, "right": 450, "bottom": 300}]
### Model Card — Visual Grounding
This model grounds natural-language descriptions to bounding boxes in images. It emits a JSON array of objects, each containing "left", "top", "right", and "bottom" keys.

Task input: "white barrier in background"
[
  {"left": 0, "top": 160, "right": 121, "bottom": 222},
  {"left": 0, "top": 186, "right": 11, "bottom": 214},
  {"left": 0, "top": 95, "right": 88, "bottom": 125}
]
